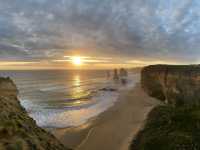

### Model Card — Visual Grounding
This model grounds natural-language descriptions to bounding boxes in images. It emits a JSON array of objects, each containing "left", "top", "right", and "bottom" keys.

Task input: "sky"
[{"left": 0, "top": 0, "right": 200, "bottom": 69}]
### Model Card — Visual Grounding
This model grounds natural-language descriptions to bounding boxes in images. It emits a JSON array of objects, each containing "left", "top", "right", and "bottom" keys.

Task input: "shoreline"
[{"left": 51, "top": 83, "right": 160, "bottom": 150}]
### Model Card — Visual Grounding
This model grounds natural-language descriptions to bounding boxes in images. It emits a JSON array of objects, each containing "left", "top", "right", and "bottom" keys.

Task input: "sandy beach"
[{"left": 51, "top": 83, "right": 160, "bottom": 150}]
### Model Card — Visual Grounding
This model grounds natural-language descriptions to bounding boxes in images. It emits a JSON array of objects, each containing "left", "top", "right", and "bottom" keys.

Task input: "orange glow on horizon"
[
  {"left": 0, "top": 58, "right": 187, "bottom": 70},
  {"left": 72, "top": 56, "right": 83, "bottom": 66}
]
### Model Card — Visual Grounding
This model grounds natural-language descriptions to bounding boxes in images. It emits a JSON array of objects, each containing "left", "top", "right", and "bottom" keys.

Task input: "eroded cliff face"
[
  {"left": 141, "top": 65, "right": 200, "bottom": 106},
  {"left": 0, "top": 77, "right": 68, "bottom": 150}
]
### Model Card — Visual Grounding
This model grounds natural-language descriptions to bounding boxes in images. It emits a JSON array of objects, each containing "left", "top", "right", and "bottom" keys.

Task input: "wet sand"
[{"left": 51, "top": 84, "right": 160, "bottom": 150}]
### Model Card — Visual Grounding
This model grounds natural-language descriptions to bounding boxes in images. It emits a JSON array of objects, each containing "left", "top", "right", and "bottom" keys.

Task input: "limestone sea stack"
[
  {"left": 0, "top": 77, "right": 69, "bottom": 150},
  {"left": 141, "top": 65, "right": 200, "bottom": 106}
]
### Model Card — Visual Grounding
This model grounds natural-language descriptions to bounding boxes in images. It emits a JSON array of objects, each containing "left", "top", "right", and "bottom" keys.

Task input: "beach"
[
  {"left": 51, "top": 83, "right": 160, "bottom": 150},
  {"left": 2, "top": 70, "right": 138, "bottom": 129}
]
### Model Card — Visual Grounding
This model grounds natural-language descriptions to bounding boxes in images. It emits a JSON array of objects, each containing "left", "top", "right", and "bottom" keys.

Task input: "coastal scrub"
[{"left": 131, "top": 105, "right": 200, "bottom": 150}]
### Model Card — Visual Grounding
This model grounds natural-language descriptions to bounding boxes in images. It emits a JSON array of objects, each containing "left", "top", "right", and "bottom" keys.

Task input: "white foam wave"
[
  {"left": 20, "top": 73, "right": 139, "bottom": 128},
  {"left": 26, "top": 92, "right": 119, "bottom": 128}
]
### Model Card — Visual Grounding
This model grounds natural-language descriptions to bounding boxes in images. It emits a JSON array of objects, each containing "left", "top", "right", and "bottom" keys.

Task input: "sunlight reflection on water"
[
  {"left": 2, "top": 70, "right": 139, "bottom": 128},
  {"left": 74, "top": 75, "right": 81, "bottom": 91}
]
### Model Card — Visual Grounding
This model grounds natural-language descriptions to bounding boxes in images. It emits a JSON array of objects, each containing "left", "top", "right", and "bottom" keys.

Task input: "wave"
[
  {"left": 27, "top": 91, "right": 119, "bottom": 128},
  {"left": 15, "top": 71, "right": 140, "bottom": 128}
]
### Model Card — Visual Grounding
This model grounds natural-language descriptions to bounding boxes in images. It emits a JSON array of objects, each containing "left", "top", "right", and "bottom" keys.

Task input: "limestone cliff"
[
  {"left": 0, "top": 77, "right": 69, "bottom": 150},
  {"left": 141, "top": 65, "right": 200, "bottom": 106}
]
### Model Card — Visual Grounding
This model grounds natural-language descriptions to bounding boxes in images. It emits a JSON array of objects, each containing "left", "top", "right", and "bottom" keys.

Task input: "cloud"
[
  {"left": 0, "top": 61, "right": 39, "bottom": 66},
  {"left": 0, "top": 0, "right": 200, "bottom": 63}
]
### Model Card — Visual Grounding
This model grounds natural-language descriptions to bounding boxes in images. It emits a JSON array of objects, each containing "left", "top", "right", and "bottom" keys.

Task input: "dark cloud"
[{"left": 0, "top": 0, "right": 200, "bottom": 62}]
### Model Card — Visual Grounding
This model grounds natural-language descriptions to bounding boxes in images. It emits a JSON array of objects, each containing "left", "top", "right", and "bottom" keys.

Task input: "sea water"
[{"left": 0, "top": 70, "right": 139, "bottom": 128}]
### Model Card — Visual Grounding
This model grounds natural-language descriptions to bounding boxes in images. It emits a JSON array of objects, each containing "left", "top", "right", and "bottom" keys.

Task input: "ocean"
[{"left": 0, "top": 70, "right": 139, "bottom": 128}]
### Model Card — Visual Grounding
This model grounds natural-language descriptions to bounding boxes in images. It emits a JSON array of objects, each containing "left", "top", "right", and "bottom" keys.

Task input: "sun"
[{"left": 72, "top": 56, "right": 82, "bottom": 66}]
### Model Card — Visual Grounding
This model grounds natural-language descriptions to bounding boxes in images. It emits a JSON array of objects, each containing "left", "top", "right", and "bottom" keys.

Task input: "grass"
[{"left": 130, "top": 105, "right": 200, "bottom": 150}]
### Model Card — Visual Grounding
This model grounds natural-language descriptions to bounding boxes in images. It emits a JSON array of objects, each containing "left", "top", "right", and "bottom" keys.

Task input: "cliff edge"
[
  {"left": 0, "top": 77, "right": 69, "bottom": 150},
  {"left": 130, "top": 65, "right": 200, "bottom": 150},
  {"left": 141, "top": 65, "right": 200, "bottom": 106}
]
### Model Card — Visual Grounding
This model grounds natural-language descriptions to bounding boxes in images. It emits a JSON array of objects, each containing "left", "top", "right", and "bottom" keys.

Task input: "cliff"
[
  {"left": 141, "top": 65, "right": 200, "bottom": 106},
  {"left": 0, "top": 77, "right": 69, "bottom": 150},
  {"left": 130, "top": 65, "right": 200, "bottom": 150}
]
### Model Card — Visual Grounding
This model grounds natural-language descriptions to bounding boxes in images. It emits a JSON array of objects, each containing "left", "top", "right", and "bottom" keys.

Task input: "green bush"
[{"left": 131, "top": 106, "right": 200, "bottom": 150}]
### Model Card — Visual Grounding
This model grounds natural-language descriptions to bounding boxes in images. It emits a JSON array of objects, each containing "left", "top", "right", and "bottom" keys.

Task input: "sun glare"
[{"left": 72, "top": 56, "right": 82, "bottom": 66}]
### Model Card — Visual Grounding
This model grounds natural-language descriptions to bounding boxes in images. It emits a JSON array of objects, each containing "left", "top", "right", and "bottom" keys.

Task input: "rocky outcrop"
[
  {"left": 141, "top": 65, "right": 200, "bottom": 106},
  {"left": 0, "top": 77, "right": 69, "bottom": 150}
]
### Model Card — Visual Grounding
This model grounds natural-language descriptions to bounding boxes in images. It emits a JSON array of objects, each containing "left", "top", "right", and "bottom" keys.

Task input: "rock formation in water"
[
  {"left": 141, "top": 65, "right": 200, "bottom": 106},
  {"left": 0, "top": 77, "right": 69, "bottom": 150}
]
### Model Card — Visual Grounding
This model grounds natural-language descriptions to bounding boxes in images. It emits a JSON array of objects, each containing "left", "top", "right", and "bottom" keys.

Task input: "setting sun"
[{"left": 72, "top": 56, "right": 82, "bottom": 66}]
